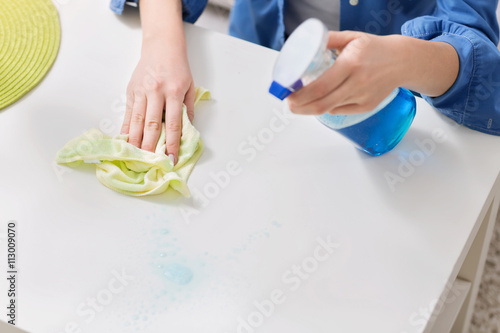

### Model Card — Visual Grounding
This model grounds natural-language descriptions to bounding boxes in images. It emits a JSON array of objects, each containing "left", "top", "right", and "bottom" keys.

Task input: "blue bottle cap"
[{"left": 269, "top": 81, "right": 292, "bottom": 100}]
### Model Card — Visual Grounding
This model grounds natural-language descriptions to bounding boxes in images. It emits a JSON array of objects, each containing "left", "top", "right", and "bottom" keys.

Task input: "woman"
[{"left": 110, "top": 0, "right": 500, "bottom": 164}]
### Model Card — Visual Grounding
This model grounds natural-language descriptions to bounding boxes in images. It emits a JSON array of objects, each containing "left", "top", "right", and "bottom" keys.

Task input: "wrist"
[
  {"left": 141, "top": 22, "right": 187, "bottom": 59},
  {"left": 141, "top": 39, "right": 187, "bottom": 62},
  {"left": 387, "top": 35, "right": 416, "bottom": 89},
  {"left": 398, "top": 36, "right": 459, "bottom": 97}
]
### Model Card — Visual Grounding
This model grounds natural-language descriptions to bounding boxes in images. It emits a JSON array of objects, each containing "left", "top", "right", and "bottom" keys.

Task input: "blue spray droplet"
[{"left": 163, "top": 263, "right": 193, "bottom": 285}]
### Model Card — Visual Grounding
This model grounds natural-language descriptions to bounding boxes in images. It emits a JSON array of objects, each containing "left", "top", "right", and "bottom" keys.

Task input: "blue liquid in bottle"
[{"left": 318, "top": 88, "right": 416, "bottom": 156}]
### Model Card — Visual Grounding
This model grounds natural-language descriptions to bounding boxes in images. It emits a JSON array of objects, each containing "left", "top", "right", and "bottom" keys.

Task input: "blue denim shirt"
[
  {"left": 109, "top": 0, "right": 207, "bottom": 23},
  {"left": 111, "top": 0, "right": 500, "bottom": 135}
]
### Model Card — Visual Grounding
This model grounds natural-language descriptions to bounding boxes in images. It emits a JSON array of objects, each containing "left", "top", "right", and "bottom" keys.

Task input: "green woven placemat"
[{"left": 0, "top": 0, "right": 61, "bottom": 110}]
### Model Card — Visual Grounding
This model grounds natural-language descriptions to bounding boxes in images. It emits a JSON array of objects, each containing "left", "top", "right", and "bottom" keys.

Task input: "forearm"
[
  {"left": 124, "top": 0, "right": 195, "bottom": 159},
  {"left": 139, "top": 0, "right": 187, "bottom": 59},
  {"left": 398, "top": 36, "right": 459, "bottom": 97}
]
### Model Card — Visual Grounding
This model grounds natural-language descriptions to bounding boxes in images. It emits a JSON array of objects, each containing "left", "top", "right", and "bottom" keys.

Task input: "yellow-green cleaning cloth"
[
  {"left": 0, "top": 0, "right": 61, "bottom": 110},
  {"left": 55, "top": 87, "right": 210, "bottom": 197}
]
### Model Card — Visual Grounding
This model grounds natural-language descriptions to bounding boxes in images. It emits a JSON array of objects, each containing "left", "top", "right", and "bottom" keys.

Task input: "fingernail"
[{"left": 168, "top": 154, "right": 176, "bottom": 165}]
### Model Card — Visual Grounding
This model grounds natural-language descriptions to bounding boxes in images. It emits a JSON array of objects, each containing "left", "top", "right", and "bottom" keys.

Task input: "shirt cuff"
[
  {"left": 401, "top": 17, "right": 476, "bottom": 125},
  {"left": 181, "top": 0, "right": 208, "bottom": 23},
  {"left": 402, "top": 16, "right": 500, "bottom": 135},
  {"left": 110, "top": 0, "right": 206, "bottom": 23},
  {"left": 110, "top": 0, "right": 139, "bottom": 15}
]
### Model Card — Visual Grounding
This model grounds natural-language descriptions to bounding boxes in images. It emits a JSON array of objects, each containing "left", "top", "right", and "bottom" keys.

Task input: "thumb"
[{"left": 327, "top": 31, "right": 360, "bottom": 51}]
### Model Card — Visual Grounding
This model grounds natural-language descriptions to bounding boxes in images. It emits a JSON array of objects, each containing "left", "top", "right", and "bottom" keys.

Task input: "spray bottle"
[{"left": 269, "top": 18, "right": 416, "bottom": 156}]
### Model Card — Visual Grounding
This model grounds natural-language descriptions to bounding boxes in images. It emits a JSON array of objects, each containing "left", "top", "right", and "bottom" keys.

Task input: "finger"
[
  {"left": 290, "top": 78, "right": 361, "bottom": 115},
  {"left": 288, "top": 58, "right": 351, "bottom": 109},
  {"left": 326, "top": 80, "right": 387, "bottom": 115},
  {"left": 328, "top": 103, "right": 371, "bottom": 115},
  {"left": 327, "top": 30, "right": 360, "bottom": 51},
  {"left": 164, "top": 96, "right": 183, "bottom": 165},
  {"left": 121, "top": 91, "right": 134, "bottom": 134},
  {"left": 127, "top": 91, "right": 147, "bottom": 148},
  {"left": 141, "top": 94, "right": 165, "bottom": 152},
  {"left": 184, "top": 83, "right": 196, "bottom": 123}
]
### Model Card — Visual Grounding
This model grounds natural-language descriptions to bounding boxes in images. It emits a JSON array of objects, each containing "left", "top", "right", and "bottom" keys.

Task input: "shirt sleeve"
[
  {"left": 110, "top": 0, "right": 138, "bottom": 15},
  {"left": 402, "top": 0, "right": 500, "bottom": 135},
  {"left": 109, "top": 0, "right": 208, "bottom": 24}
]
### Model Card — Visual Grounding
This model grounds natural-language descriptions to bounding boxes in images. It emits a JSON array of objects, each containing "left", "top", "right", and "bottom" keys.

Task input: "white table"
[{"left": 1, "top": 1, "right": 500, "bottom": 332}]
